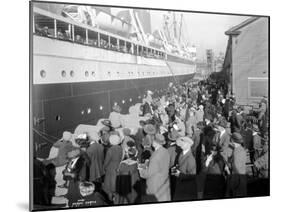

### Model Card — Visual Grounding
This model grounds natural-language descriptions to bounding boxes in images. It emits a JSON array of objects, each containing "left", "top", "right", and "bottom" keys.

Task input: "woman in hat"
[
  {"left": 103, "top": 135, "right": 123, "bottom": 201},
  {"left": 86, "top": 132, "right": 105, "bottom": 185},
  {"left": 139, "top": 134, "right": 171, "bottom": 202},
  {"left": 115, "top": 146, "right": 141, "bottom": 204},
  {"left": 227, "top": 132, "right": 247, "bottom": 197}
]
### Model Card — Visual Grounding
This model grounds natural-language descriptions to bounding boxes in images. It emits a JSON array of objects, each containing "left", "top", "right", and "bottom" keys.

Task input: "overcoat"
[
  {"left": 86, "top": 142, "right": 105, "bottom": 182},
  {"left": 140, "top": 146, "right": 171, "bottom": 202},
  {"left": 103, "top": 145, "right": 123, "bottom": 197},
  {"left": 173, "top": 150, "right": 197, "bottom": 201}
]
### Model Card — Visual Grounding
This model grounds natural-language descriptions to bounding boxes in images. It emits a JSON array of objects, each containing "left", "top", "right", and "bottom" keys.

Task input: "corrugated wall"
[{"left": 232, "top": 18, "right": 269, "bottom": 105}]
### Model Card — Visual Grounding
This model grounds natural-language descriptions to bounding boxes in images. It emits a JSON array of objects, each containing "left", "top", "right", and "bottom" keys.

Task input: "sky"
[{"left": 150, "top": 10, "right": 251, "bottom": 60}]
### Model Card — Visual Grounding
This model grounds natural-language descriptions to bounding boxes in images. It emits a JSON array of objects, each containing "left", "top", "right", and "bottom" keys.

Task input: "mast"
[
  {"left": 178, "top": 14, "right": 183, "bottom": 44},
  {"left": 173, "top": 12, "right": 177, "bottom": 41}
]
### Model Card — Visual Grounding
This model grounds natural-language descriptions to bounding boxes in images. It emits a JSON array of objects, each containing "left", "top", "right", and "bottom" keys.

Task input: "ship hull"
[
  {"left": 32, "top": 73, "right": 194, "bottom": 157},
  {"left": 32, "top": 35, "right": 196, "bottom": 157}
]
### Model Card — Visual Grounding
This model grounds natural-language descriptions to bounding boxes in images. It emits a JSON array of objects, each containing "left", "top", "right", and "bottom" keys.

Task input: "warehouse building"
[{"left": 222, "top": 17, "right": 269, "bottom": 105}]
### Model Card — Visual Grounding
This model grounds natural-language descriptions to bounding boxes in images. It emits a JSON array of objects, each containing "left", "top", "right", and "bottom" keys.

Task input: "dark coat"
[
  {"left": 173, "top": 150, "right": 197, "bottom": 201},
  {"left": 103, "top": 145, "right": 123, "bottom": 197},
  {"left": 86, "top": 142, "right": 105, "bottom": 182},
  {"left": 203, "top": 154, "right": 226, "bottom": 199},
  {"left": 115, "top": 159, "right": 140, "bottom": 204}
]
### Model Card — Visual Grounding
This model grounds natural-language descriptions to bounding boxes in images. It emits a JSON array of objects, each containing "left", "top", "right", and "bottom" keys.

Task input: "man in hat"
[
  {"left": 172, "top": 136, "right": 197, "bottom": 201},
  {"left": 252, "top": 124, "right": 262, "bottom": 161},
  {"left": 195, "top": 105, "right": 204, "bottom": 124},
  {"left": 227, "top": 132, "right": 247, "bottom": 197},
  {"left": 192, "top": 121, "right": 204, "bottom": 172},
  {"left": 139, "top": 134, "right": 171, "bottom": 202},
  {"left": 86, "top": 132, "right": 105, "bottom": 185},
  {"left": 215, "top": 118, "right": 232, "bottom": 162},
  {"left": 109, "top": 105, "right": 122, "bottom": 129}
]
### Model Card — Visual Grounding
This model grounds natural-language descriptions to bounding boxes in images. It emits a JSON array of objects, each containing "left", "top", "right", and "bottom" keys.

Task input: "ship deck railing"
[{"left": 32, "top": 6, "right": 195, "bottom": 64}]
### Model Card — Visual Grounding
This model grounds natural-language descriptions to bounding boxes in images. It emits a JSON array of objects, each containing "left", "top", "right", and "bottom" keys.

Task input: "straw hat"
[{"left": 109, "top": 134, "right": 121, "bottom": 145}]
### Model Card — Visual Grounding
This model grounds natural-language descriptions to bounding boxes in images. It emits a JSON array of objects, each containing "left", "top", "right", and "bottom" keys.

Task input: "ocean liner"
[{"left": 31, "top": 3, "right": 197, "bottom": 157}]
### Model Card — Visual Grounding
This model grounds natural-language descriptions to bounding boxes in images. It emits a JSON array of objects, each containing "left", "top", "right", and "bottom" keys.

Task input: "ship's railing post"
[
  {"left": 68, "top": 24, "right": 71, "bottom": 40},
  {"left": 131, "top": 43, "right": 134, "bottom": 54},
  {"left": 117, "top": 38, "right": 120, "bottom": 50},
  {"left": 108, "top": 36, "right": 111, "bottom": 48},
  {"left": 54, "top": 19, "right": 57, "bottom": 38},
  {"left": 72, "top": 25, "right": 75, "bottom": 41},
  {"left": 86, "top": 29, "right": 88, "bottom": 44},
  {"left": 32, "top": 12, "right": 35, "bottom": 33},
  {"left": 98, "top": 32, "right": 100, "bottom": 47},
  {"left": 136, "top": 44, "right": 139, "bottom": 56}
]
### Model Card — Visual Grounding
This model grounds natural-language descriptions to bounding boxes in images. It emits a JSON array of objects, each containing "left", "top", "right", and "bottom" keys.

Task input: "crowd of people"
[{"left": 34, "top": 79, "right": 269, "bottom": 208}]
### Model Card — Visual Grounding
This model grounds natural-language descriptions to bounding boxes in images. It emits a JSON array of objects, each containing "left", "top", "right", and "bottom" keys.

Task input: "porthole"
[
  {"left": 91, "top": 71, "right": 95, "bottom": 76},
  {"left": 61, "top": 70, "right": 66, "bottom": 77},
  {"left": 70, "top": 70, "right": 74, "bottom": 77},
  {"left": 99, "top": 106, "right": 103, "bottom": 110},
  {"left": 40, "top": 70, "right": 46, "bottom": 78},
  {"left": 122, "top": 100, "right": 125, "bottom": 104},
  {"left": 55, "top": 115, "right": 61, "bottom": 121},
  {"left": 87, "top": 108, "right": 91, "bottom": 114},
  {"left": 85, "top": 71, "right": 89, "bottom": 77},
  {"left": 81, "top": 110, "right": 85, "bottom": 115}
]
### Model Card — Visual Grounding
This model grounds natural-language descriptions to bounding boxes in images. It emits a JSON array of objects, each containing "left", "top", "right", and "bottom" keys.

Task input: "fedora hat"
[
  {"left": 123, "top": 128, "right": 131, "bottom": 136},
  {"left": 231, "top": 132, "right": 244, "bottom": 144},
  {"left": 144, "top": 124, "right": 156, "bottom": 135},
  {"left": 176, "top": 136, "right": 194, "bottom": 147},
  {"left": 154, "top": 133, "right": 166, "bottom": 145},
  {"left": 216, "top": 118, "right": 228, "bottom": 128},
  {"left": 168, "top": 129, "right": 180, "bottom": 141},
  {"left": 252, "top": 124, "right": 260, "bottom": 132},
  {"left": 101, "top": 119, "right": 112, "bottom": 127}
]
